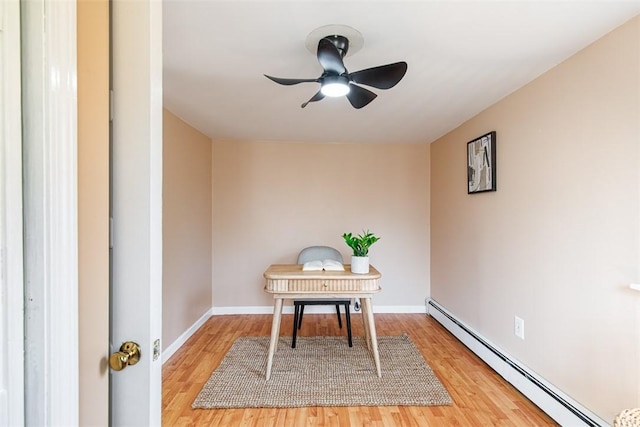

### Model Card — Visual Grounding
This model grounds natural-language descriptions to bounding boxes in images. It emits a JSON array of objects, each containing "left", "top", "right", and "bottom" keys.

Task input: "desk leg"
[
  {"left": 361, "top": 299, "right": 371, "bottom": 351},
  {"left": 265, "top": 298, "right": 283, "bottom": 381},
  {"left": 274, "top": 298, "right": 284, "bottom": 353},
  {"left": 363, "top": 297, "right": 381, "bottom": 378}
]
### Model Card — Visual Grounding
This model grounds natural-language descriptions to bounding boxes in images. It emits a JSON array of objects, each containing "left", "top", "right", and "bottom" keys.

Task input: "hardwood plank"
[{"left": 162, "top": 314, "right": 558, "bottom": 426}]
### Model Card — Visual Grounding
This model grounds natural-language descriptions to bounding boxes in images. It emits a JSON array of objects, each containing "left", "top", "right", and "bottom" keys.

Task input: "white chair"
[{"left": 292, "top": 246, "right": 353, "bottom": 348}]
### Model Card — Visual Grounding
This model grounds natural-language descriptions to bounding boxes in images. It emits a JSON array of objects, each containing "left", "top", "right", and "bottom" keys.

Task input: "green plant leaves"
[{"left": 341, "top": 230, "right": 380, "bottom": 257}]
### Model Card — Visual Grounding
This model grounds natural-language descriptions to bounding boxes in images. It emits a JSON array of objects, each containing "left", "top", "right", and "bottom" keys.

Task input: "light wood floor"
[{"left": 162, "top": 313, "right": 558, "bottom": 426}]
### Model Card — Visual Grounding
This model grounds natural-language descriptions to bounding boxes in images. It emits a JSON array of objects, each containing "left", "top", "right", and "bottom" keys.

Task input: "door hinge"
[
  {"left": 109, "top": 217, "right": 114, "bottom": 249},
  {"left": 109, "top": 89, "right": 114, "bottom": 122}
]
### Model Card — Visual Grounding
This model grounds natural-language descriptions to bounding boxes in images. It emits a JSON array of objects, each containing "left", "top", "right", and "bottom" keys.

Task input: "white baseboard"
[
  {"left": 211, "top": 306, "right": 274, "bottom": 315},
  {"left": 427, "top": 299, "right": 608, "bottom": 427},
  {"left": 210, "top": 304, "right": 426, "bottom": 315},
  {"left": 162, "top": 308, "right": 213, "bottom": 364}
]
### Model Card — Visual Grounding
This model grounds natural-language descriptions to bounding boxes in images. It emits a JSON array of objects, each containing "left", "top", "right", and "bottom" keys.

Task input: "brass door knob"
[{"left": 109, "top": 341, "right": 141, "bottom": 371}]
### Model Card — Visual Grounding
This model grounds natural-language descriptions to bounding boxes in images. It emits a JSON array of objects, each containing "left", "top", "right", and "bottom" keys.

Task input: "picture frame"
[{"left": 467, "top": 131, "right": 496, "bottom": 194}]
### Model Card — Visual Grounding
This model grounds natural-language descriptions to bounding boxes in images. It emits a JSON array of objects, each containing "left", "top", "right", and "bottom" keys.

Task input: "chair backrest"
[{"left": 297, "top": 246, "right": 343, "bottom": 264}]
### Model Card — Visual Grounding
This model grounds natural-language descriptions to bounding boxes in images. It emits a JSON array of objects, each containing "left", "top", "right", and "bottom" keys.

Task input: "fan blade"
[
  {"left": 264, "top": 75, "right": 318, "bottom": 86},
  {"left": 301, "top": 91, "right": 325, "bottom": 108},
  {"left": 317, "top": 38, "right": 346, "bottom": 74},
  {"left": 346, "top": 84, "right": 377, "bottom": 109},
  {"left": 348, "top": 62, "right": 407, "bottom": 89}
]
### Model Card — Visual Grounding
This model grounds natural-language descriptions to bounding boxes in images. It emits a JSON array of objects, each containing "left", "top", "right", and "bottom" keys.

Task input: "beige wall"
[
  {"left": 212, "top": 140, "right": 430, "bottom": 308},
  {"left": 77, "top": 1, "right": 110, "bottom": 425},
  {"left": 431, "top": 16, "right": 640, "bottom": 421},
  {"left": 163, "top": 109, "right": 213, "bottom": 348}
]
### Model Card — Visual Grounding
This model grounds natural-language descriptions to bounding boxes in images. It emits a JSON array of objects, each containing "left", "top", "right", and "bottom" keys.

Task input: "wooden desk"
[{"left": 263, "top": 264, "right": 382, "bottom": 380}]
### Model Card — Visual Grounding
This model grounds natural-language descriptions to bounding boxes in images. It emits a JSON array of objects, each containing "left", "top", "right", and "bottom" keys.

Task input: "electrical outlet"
[{"left": 514, "top": 316, "right": 525, "bottom": 340}]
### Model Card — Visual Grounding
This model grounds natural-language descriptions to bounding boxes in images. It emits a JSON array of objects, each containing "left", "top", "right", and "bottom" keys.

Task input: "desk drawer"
[{"left": 266, "top": 278, "right": 379, "bottom": 292}]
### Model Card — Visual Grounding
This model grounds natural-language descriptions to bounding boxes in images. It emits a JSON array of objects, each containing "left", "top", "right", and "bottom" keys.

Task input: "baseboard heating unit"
[{"left": 426, "top": 299, "right": 608, "bottom": 427}]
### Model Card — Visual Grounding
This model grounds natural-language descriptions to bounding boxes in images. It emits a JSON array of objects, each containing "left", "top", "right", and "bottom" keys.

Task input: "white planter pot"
[{"left": 351, "top": 256, "right": 369, "bottom": 274}]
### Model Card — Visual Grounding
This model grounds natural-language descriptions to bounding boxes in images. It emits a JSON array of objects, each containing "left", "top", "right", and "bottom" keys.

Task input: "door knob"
[{"left": 109, "top": 341, "right": 141, "bottom": 371}]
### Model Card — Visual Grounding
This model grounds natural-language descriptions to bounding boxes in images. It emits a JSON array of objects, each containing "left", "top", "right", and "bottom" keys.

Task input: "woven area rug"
[{"left": 192, "top": 333, "right": 452, "bottom": 409}]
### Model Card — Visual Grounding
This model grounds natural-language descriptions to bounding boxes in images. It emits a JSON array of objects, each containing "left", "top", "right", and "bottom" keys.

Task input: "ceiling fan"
[{"left": 264, "top": 31, "right": 408, "bottom": 109}]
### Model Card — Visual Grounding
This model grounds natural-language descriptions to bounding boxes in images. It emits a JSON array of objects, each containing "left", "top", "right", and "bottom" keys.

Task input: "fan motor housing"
[{"left": 323, "top": 35, "right": 349, "bottom": 58}]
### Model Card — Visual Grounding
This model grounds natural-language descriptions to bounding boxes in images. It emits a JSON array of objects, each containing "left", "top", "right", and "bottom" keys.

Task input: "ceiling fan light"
[
  {"left": 321, "top": 82, "right": 350, "bottom": 97},
  {"left": 320, "top": 75, "right": 350, "bottom": 97}
]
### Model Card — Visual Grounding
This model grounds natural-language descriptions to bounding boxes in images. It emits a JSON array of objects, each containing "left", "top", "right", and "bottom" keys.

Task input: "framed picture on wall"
[{"left": 467, "top": 131, "right": 496, "bottom": 194}]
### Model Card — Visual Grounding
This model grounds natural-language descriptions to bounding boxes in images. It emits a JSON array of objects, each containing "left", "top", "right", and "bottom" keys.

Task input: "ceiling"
[{"left": 163, "top": 1, "right": 640, "bottom": 144}]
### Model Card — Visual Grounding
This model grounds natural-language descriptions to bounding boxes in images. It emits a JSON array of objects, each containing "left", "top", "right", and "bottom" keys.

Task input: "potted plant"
[{"left": 342, "top": 230, "right": 380, "bottom": 274}]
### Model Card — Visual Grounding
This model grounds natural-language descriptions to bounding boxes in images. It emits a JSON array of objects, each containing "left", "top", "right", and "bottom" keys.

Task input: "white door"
[{"left": 110, "top": 0, "right": 163, "bottom": 424}]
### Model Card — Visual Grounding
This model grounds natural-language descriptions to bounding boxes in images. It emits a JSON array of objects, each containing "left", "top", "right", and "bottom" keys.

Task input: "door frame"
[
  {"left": 0, "top": 0, "right": 24, "bottom": 425},
  {"left": 21, "top": 0, "right": 79, "bottom": 424}
]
